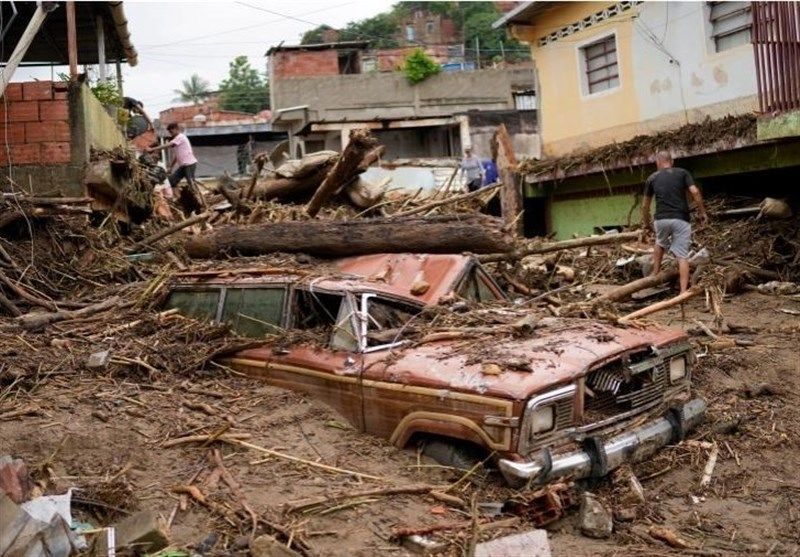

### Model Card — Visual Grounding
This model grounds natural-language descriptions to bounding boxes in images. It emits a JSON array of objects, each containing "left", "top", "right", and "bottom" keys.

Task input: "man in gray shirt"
[
  {"left": 641, "top": 151, "right": 708, "bottom": 293},
  {"left": 460, "top": 148, "right": 485, "bottom": 192}
]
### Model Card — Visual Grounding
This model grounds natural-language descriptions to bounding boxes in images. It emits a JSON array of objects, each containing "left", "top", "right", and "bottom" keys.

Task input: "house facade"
[
  {"left": 268, "top": 41, "right": 539, "bottom": 162},
  {"left": 496, "top": 1, "right": 800, "bottom": 238}
]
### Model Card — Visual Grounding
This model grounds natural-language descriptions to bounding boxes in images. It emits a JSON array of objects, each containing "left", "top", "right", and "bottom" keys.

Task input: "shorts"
[
  {"left": 168, "top": 163, "right": 196, "bottom": 187},
  {"left": 466, "top": 177, "right": 482, "bottom": 192},
  {"left": 654, "top": 218, "right": 691, "bottom": 259}
]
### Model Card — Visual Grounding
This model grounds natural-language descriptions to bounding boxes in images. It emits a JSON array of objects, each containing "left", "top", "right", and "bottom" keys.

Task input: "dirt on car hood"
[{"left": 363, "top": 318, "right": 687, "bottom": 401}]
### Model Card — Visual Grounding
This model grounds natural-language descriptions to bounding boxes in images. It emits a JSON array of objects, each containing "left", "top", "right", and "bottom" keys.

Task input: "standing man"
[
  {"left": 147, "top": 123, "right": 204, "bottom": 212},
  {"left": 641, "top": 151, "right": 708, "bottom": 293},
  {"left": 460, "top": 147, "right": 485, "bottom": 192}
]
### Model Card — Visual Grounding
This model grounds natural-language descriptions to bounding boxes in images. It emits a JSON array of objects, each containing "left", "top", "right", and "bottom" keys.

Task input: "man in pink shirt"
[{"left": 147, "top": 123, "right": 204, "bottom": 212}]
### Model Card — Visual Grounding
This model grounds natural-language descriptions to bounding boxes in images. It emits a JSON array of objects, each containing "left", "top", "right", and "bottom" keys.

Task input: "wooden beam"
[
  {"left": 0, "top": 5, "right": 52, "bottom": 96},
  {"left": 66, "top": 1, "right": 78, "bottom": 79}
]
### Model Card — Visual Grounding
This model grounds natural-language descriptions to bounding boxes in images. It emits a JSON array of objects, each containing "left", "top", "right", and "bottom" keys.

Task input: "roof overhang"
[
  {"left": 0, "top": 1, "right": 138, "bottom": 67},
  {"left": 266, "top": 40, "right": 369, "bottom": 56},
  {"left": 184, "top": 122, "right": 274, "bottom": 137},
  {"left": 492, "top": 1, "right": 560, "bottom": 29}
]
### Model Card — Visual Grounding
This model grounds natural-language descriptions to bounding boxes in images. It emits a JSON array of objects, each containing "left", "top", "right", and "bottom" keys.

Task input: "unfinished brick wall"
[
  {"left": 271, "top": 50, "right": 341, "bottom": 78},
  {"left": 0, "top": 81, "right": 71, "bottom": 166}
]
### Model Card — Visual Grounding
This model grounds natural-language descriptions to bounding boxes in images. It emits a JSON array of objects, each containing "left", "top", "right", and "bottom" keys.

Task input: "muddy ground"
[{"left": 1, "top": 289, "right": 798, "bottom": 556}]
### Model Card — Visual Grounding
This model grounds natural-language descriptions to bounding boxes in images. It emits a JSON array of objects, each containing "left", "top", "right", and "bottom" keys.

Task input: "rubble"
[{"left": 578, "top": 492, "right": 613, "bottom": 539}]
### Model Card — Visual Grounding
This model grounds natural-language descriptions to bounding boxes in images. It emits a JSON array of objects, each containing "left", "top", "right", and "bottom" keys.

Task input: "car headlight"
[
  {"left": 669, "top": 356, "right": 687, "bottom": 383},
  {"left": 531, "top": 405, "right": 555, "bottom": 434}
]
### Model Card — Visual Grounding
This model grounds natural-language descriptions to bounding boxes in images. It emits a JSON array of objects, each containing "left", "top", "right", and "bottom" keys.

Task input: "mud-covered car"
[{"left": 164, "top": 254, "right": 705, "bottom": 486}]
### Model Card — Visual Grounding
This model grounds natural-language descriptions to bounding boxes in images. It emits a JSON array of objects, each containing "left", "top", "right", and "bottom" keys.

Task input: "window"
[
  {"left": 457, "top": 268, "right": 503, "bottom": 303},
  {"left": 165, "top": 289, "right": 220, "bottom": 322},
  {"left": 338, "top": 51, "right": 359, "bottom": 74},
  {"left": 406, "top": 25, "right": 415, "bottom": 41},
  {"left": 426, "top": 21, "right": 435, "bottom": 35},
  {"left": 513, "top": 91, "right": 537, "bottom": 110},
  {"left": 581, "top": 35, "right": 619, "bottom": 94},
  {"left": 362, "top": 295, "right": 419, "bottom": 350},
  {"left": 709, "top": 1, "right": 752, "bottom": 52},
  {"left": 361, "top": 56, "right": 377, "bottom": 73},
  {"left": 221, "top": 288, "right": 285, "bottom": 338},
  {"left": 292, "top": 290, "right": 358, "bottom": 351}
]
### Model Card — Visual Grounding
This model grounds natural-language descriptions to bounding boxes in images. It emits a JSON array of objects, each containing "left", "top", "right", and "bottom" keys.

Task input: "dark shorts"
[
  {"left": 467, "top": 177, "right": 482, "bottom": 192},
  {"left": 169, "top": 163, "right": 196, "bottom": 187}
]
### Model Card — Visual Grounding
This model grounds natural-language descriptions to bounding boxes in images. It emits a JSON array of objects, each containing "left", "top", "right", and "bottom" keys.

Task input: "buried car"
[{"left": 164, "top": 253, "right": 705, "bottom": 486}]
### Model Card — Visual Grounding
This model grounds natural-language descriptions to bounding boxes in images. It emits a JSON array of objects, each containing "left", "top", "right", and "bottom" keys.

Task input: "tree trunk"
[
  {"left": 185, "top": 214, "right": 514, "bottom": 259},
  {"left": 596, "top": 268, "right": 679, "bottom": 303},
  {"left": 255, "top": 162, "right": 333, "bottom": 202},
  {"left": 479, "top": 231, "right": 642, "bottom": 263},
  {"left": 306, "top": 129, "right": 379, "bottom": 217},
  {"left": 492, "top": 124, "right": 522, "bottom": 237}
]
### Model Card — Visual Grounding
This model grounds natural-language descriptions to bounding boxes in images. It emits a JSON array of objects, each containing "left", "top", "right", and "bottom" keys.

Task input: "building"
[
  {"left": 268, "top": 41, "right": 539, "bottom": 163},
  {"left": 0, "top": 2, "right": 138, "bottom": 195},
  {"left": 496, "top": 1, "right": 800, "bottom": 238}
]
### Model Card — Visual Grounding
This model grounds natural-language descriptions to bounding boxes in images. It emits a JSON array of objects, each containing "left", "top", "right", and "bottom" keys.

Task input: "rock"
[
  {"left": 401, "top": 534, "right": 447, "bottom": 555},
  {"left": 614, "top": 507, "right": 638, "bottom": 522},
  {"left": 250, "top": 534, "right": 302, "bottom": 557},
  {"left": 86, "top": 350, "right": 111, "bottom": 370},
  {"left": 475, "top": 529, "right": 551, "bottom": 557},
  {"left": 579, "top": 492, "right": 613, "bottom": 539},
  {"left": 0, "top": 455, "right": 33, "bottom": 504},
  {"left": 94, "top": 510, "right": 169, "bottom": 555}
]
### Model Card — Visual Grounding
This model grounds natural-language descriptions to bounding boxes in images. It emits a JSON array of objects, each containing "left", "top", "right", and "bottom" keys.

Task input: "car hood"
[{"left": 363, "top": 318, "right": 687, "bottom": 401}]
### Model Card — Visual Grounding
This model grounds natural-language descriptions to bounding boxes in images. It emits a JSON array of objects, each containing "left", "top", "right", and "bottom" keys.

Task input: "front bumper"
[{"left": 498, "top": 398, "right": 706, "bottom": 487}]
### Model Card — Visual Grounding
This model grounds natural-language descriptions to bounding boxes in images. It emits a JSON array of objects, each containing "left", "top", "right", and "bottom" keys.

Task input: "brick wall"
[
  {"left": 272, "top": 50, "right": 340, "bottom": 78},
  {"left": 0, "top": 81, "right": 71, "bottom": 166}
]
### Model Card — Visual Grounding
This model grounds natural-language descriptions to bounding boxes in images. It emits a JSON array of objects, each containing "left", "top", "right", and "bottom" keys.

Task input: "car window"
[
  {"left": 364, "top": 296, "right": 418, "bottom": 349},
  {"left": 165, "top": 289, "right": 220, "bottom": 321},
  {"left": 457, "top": 268, "right": 501, "bottom": 303},
  {"left": 292, "top": 290, "right": 358, "bottom": 352},
  {"left": 221, "top": 288, "right": 286, "bottom": 338}
]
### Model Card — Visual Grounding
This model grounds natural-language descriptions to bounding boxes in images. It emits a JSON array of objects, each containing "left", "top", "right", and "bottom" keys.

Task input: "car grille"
[
  {"left": 554, "top": 397, "right": 574, "bottom": 430},
  {"left": 584, "top": 357, "right": 667, "bottom": 423}
]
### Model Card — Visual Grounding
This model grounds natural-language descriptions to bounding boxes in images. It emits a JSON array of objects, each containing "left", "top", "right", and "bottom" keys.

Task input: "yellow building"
[{"left": 495, "top": 2, "right": 800, "bottom": 238}]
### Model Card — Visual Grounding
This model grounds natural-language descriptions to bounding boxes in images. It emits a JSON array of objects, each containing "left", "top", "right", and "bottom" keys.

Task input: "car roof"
[{"left": 171, "top": 253, "right": 475, "bottom": 306}]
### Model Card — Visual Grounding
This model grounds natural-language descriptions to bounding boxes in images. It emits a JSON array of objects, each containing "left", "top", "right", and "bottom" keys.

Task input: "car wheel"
[{"left": 420, "top": 437, "right": 486, "bottom": 472}]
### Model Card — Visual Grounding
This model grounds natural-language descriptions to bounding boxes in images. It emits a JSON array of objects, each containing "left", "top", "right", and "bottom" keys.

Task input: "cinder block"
[
  {"left": 0, "top": 123, "right": 26, "bottom": 144},
  {"left": 93, "top": 510, "right": 169, "bottom": 555},
  {"left": 3, "top": 83, "right": 23, "bottom": 101},
  {"left": 8, "top": 101, "right": 39, "bottom": 122},
  {"left": 38, "top": 100, "right": 69, "bottom": 121},
  {"left": 10, "top": 144, "right": 39, "bottom": 164},
  {"left": 22, "top": 81, "right": 53, "bottom": 101},
  {"left": 40, "top": 142, "right": 71, "bottom": 164},
  {"left": 25, "top": 121, "right": 69, "bottom": 143},
  {"left": 0, "top": 456, "right": 32, "bottom": 504}
]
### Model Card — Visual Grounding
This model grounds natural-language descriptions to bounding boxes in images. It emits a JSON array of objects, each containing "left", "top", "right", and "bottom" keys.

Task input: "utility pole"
[
  {"left": 475, "top": 37, "right": 480, "bottom": 69},
  {"left": 66, "top": 1, "right": 78, "bottom": 79}
]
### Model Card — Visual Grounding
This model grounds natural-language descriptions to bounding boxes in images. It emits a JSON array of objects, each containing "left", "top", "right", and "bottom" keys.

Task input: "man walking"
[
  {"left": 641, "top": 151, "right": 708, "bottom": 293},
  {"left": 147, "top": 123, "right": 204, "bottom": 212},
  {"left": 460, "top": 148, "right": 485, "bottom": 192}
]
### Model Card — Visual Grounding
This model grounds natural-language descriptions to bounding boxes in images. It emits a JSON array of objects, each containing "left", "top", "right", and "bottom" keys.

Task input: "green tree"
[
  {"left": 174, "top": 74, "right": 211, "bottom": 105},
  {"left": 218, "top": 56, "right": 269, "bottom": 114},
  {"left": 301, "top": 24, "right": 335, "bottom": 44},
  {"left": 339, "top": 12, "right": 400, "bottom": 48}
]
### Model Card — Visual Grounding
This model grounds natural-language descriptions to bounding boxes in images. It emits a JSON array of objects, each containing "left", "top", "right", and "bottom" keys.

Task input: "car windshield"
[{"left": 363, "top": 295, "right": 420, "bottom": 350}]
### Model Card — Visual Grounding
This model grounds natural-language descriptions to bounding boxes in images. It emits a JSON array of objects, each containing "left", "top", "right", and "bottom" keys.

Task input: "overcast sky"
[{"left": 17, "top": 0, "right": 396, "bottom": 114}]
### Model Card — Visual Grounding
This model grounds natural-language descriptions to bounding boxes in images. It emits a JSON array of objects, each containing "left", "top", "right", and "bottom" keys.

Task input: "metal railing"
[{"left": 753, "top": 1, "right": 800, "bottom": 113}]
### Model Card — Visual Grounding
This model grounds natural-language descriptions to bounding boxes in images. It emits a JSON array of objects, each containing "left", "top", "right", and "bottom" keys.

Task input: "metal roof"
[{"left": 0, "top": 1, "right": 138, "bottom": 66}]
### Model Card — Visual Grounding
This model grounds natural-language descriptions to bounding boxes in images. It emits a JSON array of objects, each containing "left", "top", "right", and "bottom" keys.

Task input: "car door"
[{"left": 265, "top": 287, "right": 365, "bottom": 430}]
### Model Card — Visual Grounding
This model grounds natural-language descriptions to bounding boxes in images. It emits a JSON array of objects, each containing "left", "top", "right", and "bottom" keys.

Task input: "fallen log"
[
  {"left": 306, "top": 129, "right": 379, "bottom": 217},
  {"left": 243, "top": 152, "right": 269, "bottom": 200},
  {"left": 16, "top": 296, "right": 122, "bottom": 331},
  {"left": 618, "top": 288, "right": 701, "bottom": 322},
  {"left": 185, "top": 214, "right": 514, "bottom": 259},
  {"left": 480, "top": 231, "right": 641, "bottom": 263},
  {"left": 125, "top": 211, "right": 212, "bottom": 253},
  {"left": 256, "top": 163, "right": 333, "bottom": 202},
  {"left": 597, "top": 268, "right": 680, "bottom": 303}
]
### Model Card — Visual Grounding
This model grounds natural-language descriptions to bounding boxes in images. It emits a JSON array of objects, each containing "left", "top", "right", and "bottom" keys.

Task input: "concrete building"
[
  {"left": 496, "top": 1, "right": 800, "bottom": 238},
  {"left": 268, "top": 42, "right": 539, "bottom": 161}
]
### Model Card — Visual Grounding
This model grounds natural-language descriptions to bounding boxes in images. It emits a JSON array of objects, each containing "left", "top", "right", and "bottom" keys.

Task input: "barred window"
[
  {"left": 581, "top": 35, "right": 619, "bottom": 94},
  {"left": 709, "top": 1, "right": 752, "bottom": 52}
]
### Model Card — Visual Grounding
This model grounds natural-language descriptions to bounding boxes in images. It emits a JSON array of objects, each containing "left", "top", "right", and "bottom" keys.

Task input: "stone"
[
  {"left": 402, "top": 534, "right": 447, "bottom": 555},
  {"left": 579, "top": 492, "right": 613, "bottom": 539},
  {"left": 0, "top": 455, "right": 33, "bottom": 504},
  {"left": 94, "top": 510, "right": 169, "bottom": 555},
  {"left": 474, "top": 529, "right": 551, "bottom": 557},
  {"left": 86, "top": 350, "right": 111, "bottom": 369},
  {"left": 250, "top": 534, "right": 302, "bottom": 557}
]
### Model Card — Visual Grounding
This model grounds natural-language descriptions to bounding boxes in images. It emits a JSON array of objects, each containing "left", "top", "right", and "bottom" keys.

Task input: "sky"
[{"left": 15, "top": 0, "right": 396, "bottom": 114}]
